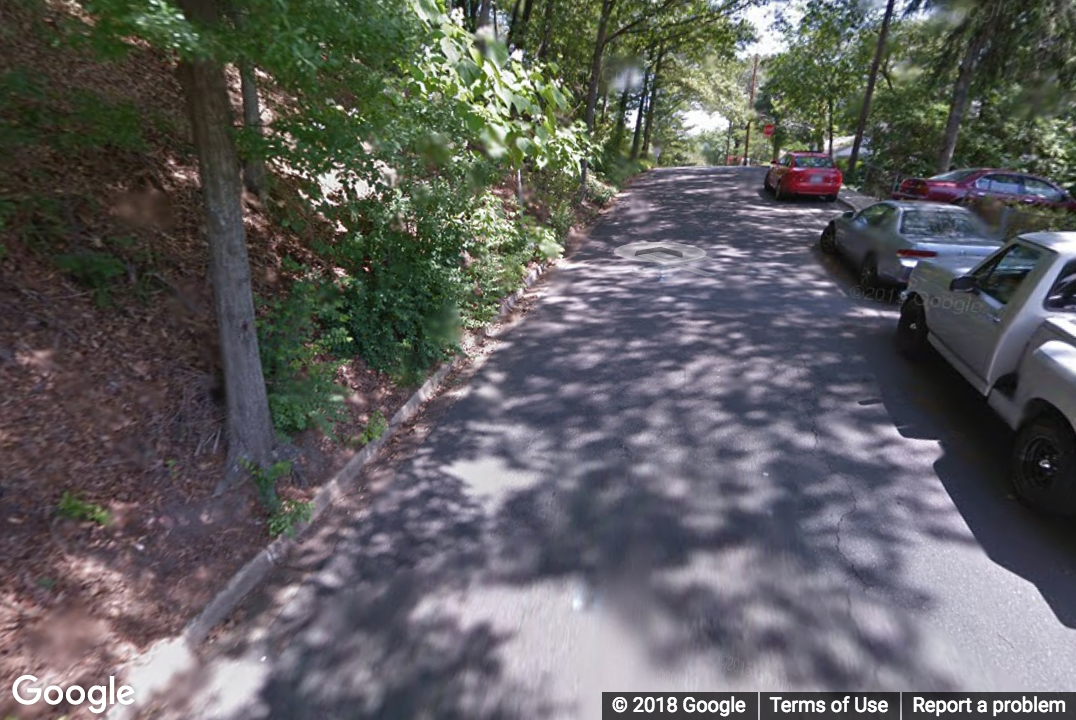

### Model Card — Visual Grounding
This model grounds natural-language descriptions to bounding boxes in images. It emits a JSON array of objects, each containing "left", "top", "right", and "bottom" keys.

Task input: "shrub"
[
  {"left": 257, "top": 280, "right": 349, "bottom": 439},
  {"left": 55, "top": 251, "right": 126, "bottom": 305},
  {"left": 57, "top": 491, "right": 111, "bottom": 526}
]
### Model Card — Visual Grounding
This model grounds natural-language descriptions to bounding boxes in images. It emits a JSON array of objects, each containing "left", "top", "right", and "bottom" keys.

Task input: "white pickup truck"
[{"left": 897, "top": 231, "right": 1076, "bottom": 516}]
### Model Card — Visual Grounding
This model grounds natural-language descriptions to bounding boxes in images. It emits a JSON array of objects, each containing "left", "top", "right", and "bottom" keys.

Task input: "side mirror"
[
  {"left": 950, "top": 275, "right": 978, "bottom": 293},
  {"left": 841, "top": 210, "right": 854, "bottom": 219},
  {"left": 770, "top": 159, "right": 777, "bottom": 165}
]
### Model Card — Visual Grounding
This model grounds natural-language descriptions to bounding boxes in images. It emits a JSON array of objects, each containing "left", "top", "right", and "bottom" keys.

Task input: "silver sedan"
[{"left": 819, "top": 200, "right": 1003, "bottom": 289}]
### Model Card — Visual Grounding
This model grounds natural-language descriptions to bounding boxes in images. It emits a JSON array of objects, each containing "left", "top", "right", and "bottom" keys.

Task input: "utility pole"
[{"left": 742, "top": 54, "right": 759, "bottom": 166}]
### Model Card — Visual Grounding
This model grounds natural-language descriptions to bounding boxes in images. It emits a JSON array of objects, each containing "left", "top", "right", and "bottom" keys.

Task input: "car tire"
[
  {"left": 763, "top": 174, "right": 772, "bottom": 193},
  {"left": 825, "top": 194, "right": 838, "bottom": 203},
  {"left": 859, "top": 254, "right": 880, "bottom": 290},
  {"left": 819, "top": 224, "right": 838, "bottom": 255},
  {"left": 775, "top": 180, "right": 789, "bottom": 201},
  {"left": 895, "top": 295, "right": 929, "bottom": 360},
  {"left": 1011, "top": 413, "right": 1076, "bottom": 517}
]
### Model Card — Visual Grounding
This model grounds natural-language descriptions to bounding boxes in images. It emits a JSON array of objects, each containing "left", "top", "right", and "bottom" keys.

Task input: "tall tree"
[
  {"left": 847, "top": 0, "right": 897, "bottom": 176},
  {"left": 631, "top": 63, "right": 651, "bottom": 159},
  {"left": 642, "top": 48, "right": 666, "bottom": 157},
  {"left": 176, "top": 0, "right": 275, "bottom": 482}
]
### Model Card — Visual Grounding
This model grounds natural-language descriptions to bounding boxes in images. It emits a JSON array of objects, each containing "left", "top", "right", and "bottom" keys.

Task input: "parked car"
[
  {"left": 764, "top": 152, "right": 842, "bottom": 202},
  {"left": 897, "top": 231, "right": 1076, "bottom": 515},
  {"left": 818, "top": 200, "right": 1002, "bottom": 289},
  {"left": 892, "top": 168, "right": 1076, "bottom": 211}
]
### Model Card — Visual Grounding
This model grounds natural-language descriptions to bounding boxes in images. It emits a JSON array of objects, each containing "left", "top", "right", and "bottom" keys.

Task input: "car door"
[
  {"left": 935, "top": 242, "right": 1048, "bottom": 385},
  {"left": 772, "top": 154, "right": 791, "bottom": 186},
  {"left": 1021, "top": 176, "right": 1068, "bottom": 209},
  {"left": 853, "top": 204, "right": 899, "bottom": 263},
  {"left": 838, "top": 204, "right": 880, "bottom": 259},
  {"left": 969, "top": 173, "right": 1024, "bottom": 203}
]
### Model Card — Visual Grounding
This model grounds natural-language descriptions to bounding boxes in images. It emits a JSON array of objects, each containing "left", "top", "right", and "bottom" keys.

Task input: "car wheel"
[
  {"left": 825, "top": 194, "right": 838, "bottom": 203},
  {"left": 819, "top": 224, "right": 838, "bottom": 255},
  {"left": 775, "top": 180, "right": 788, "bottom": 200},
  {"left": 859, "top": 254, "right": 880, "bottom": 290},
  {"left": 895, "top": 295, "right": 929, "bottom": 360},
  {"left": 1011, "top": 413, "right": 1076, "bottom": 516},
  {"left": 763, "top": 174, "right": 772, "bottom": 192}
]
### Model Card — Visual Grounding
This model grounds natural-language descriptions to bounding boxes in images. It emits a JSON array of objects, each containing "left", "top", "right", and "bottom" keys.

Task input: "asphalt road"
[{"left": 169, "top": 167, "right": 1076, "bottom": 719}]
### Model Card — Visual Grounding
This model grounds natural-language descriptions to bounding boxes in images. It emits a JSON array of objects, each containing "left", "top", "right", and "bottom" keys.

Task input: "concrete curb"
[{"left": 106, "top": 252, "right": 560, "bottom": 720}]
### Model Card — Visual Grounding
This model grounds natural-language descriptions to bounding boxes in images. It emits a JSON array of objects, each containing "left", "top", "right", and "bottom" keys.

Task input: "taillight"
[{"left": 897, "top": 249, "right": 938, "bottom": 258}]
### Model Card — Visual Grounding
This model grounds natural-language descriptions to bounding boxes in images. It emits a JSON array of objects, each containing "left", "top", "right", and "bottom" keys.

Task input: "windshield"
[
  {"left": 794, "top": 156, "right": 835, "bottom": 168},
  {"left": 927, "top": 169, "right": 980, "bottom": 182},
  {"left": 900, "top": 208, "right": 989, "bottom": 239}
]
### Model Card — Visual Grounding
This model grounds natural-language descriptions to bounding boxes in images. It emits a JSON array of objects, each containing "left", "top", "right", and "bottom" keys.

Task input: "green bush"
[
  {"left": 459, "top": 193, "right": 530, "bottom": 328},
  {"left": 359, "top": 410, "right": 388, "bottom": 445},
  {"left": 268, "top": 499, "right": 314, "bottom": 538},
  {"left": 57, "top": 491, "right": 111, "bottom": 526},
  {"left": 258, "top": 280, "right": 349, "bottom": 438},
  {"left": 55, "top": 250, "right": 126, "bottom": 305}
]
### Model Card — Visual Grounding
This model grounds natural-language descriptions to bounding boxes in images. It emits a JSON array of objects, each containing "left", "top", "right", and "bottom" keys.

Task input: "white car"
[{"left": 898, "top": 231, "right": 1076, "bottom": 515}]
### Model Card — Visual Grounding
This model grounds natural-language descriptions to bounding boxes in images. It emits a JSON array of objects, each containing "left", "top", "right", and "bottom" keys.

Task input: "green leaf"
[
  {"left": 440, "top": 36, "right": 461, "bottom": 64},
  {"left": 487, "top": 39, "right": 509, "bottom": 68}
]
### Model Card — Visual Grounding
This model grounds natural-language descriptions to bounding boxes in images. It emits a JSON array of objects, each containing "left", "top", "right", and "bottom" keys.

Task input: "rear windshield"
[
  {"left": 794, "top": 156, "right": 835, "bottom": 168},
  {"left": 900, "top": 208, "right": 989, "bottom": 238},
  {"left": 927, "top": 169, "right": 980, "bottom": 182}
]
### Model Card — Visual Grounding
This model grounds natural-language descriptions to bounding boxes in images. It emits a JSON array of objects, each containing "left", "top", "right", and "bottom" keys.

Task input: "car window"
[
  {"left": 1022, "top": 177, "right": 1065, "bottom": 202},
  {"left": 975, "top": 174, "right": 1023, "bottom": 194},
  {"left": 929, "top": 169, "right": 980, "bottom": 182},
  {"left": 899, "top": 208, "right": 989, "bottom": 239},
  {"left": 866, "top": 205, "right": 897, "bottom": 227},
  {"left": 973, "top": 243, "right": 1045, "bottom": 305},
  {"left": 794, "top": 156, "right": 835, "bottom": 169},
  {"left": 1046, "top": 260, "right": 1076, "bottom": 312},
  {"left": 857, "top": 204, "right": 888, "bottom": 224},
  {"left": 780, "top": 155, "right": 792, "bottom": 167}
]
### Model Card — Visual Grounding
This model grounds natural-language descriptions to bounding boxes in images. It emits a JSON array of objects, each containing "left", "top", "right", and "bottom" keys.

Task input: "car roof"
[
  {"left": 1021, "top": 231, "right": 1076, "bottom": 253},
  {"left": 789, "top": 151, "right": 830, "bottom": 156}
]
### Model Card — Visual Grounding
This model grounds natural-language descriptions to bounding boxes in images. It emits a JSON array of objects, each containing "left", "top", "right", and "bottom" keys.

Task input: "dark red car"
[
  {"left": 892, "top": 168, "right": 1076, "bottom": 210},
  {"left": 764, "top": 152, "right": 842, "bottom": 202}
]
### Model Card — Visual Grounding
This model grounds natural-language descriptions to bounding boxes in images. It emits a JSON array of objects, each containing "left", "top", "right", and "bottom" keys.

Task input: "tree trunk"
[
  {"left": 725, "top": 120, "right": 732, "bottom": 165},
  {"left": 238, "top": 62, "right": 267, "bottom": 199},
  {"left": 630, "top": 66, "right": 650, "bottom": 160},
  {"left": 537, "top": 0, "right": 555, "bottom": 61},
  {"left": 584, "top": 0, "right": 615, "bottom": 131},
  {"left": 509, "top": 0, "right": 521, "bottom": 38},
  {"left": 518, "top": 0, "right": 535, "bottom": 48},
  {"left": 509, "top": 0, "right": 535, "bottom": 49},
  {"left": 176, "top": 0, "right": 275, "bottom": 487},
  {"left": 938, "top": 26, "right": 989, "bottom": 173},
  {"left": 848, "top": 0, "right": 895, "bottom": 177},
  {"left": 613, "top": 86, "right": 630, "bottom": 151},
  {"left": 642, "top": 51, "right": 664, "bottom": 158},
  {"left": 827, "top": 96, "right": 834, "bottom": 157},
  {"left": 478, "top": 0, "right": 492, "bottom": 28}
]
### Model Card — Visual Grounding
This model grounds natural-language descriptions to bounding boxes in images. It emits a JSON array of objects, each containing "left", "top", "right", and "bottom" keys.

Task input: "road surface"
[{"left": 156, "top": 167, "right": 1076, "bottom": 719}]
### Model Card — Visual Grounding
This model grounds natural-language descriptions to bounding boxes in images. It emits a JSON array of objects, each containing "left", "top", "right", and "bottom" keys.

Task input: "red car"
[
  {"left": 764, "top": 152, "right": 842, "bottom": 202},
  {"left": 892, "top": 168, "right": 1076, "bottom": 210}
]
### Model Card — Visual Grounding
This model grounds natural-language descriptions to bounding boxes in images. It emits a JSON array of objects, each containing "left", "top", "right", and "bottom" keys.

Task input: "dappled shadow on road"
[{"left": 174, "top": 167, "right": 1076, "bottom": 719}]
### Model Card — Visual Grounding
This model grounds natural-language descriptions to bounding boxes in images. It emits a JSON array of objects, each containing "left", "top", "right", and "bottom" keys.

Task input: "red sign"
[{"left": 762, "top": 123, "right": 775, "bottom": 137}]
